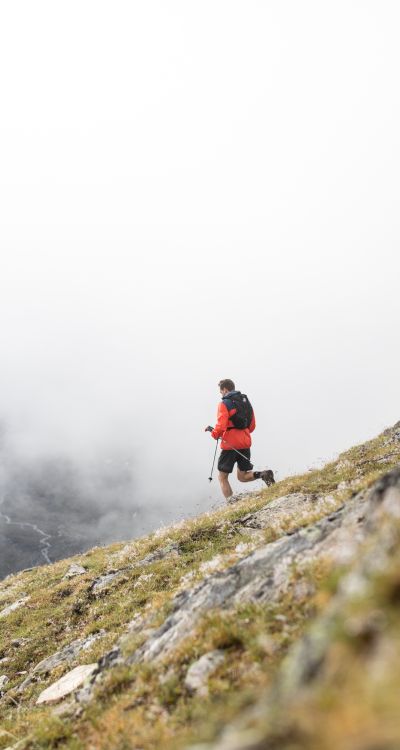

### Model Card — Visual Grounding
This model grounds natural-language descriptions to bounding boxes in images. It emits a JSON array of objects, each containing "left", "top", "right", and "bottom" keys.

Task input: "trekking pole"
[
  {"left": 208, "top": 439, "right": 219, "bottom": 482},
  {"left": 220, "top": 436, "right": 253, "bottom": 464}
]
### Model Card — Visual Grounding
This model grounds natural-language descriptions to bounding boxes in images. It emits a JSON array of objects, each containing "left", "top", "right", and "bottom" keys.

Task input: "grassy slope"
[{"left": 0, "top": 424, "right": 399, "bottom": 750}]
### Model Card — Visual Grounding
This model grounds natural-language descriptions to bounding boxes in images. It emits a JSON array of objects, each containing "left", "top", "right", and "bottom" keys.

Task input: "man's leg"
[
  {"left": 237, "top": 468, "right": 275, "bottom": 486},
  {"left": 237, "top": 450, "right": 257, "bottom": 483},
  {"left": 217, "top": 450, "right": 236, "bottom": 499},
  {"left": 237, "top": 469, "right": 258, "bottom": 483},
  {"left": 218, "top": 471, "right": 233, "bottom": 499}
]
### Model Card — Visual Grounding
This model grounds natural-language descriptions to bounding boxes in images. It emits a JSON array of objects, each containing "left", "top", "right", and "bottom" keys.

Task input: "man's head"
[{"left": 218, "top": 378, "right": 235, "bottom": 396}]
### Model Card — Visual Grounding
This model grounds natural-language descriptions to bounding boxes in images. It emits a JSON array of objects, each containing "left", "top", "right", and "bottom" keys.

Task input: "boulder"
[
  {"left": 18, "top": 631, "right": 105, "bottom": 693},
  {"left": 34, "top": 632, "right": 105, "bottom": 675},
  {"left": 0, "top": 596, "right": 30, "bottom": 619},
  {"left": 89, "top": 570, "right": 127, "bottom": 596},
  {"left": 36, "top": 664, "right": 98, "bottom": 705},
  {"left": 134, "top": 542, "right": 181, "bottom": 568},
  {"left": 63, "top": 564, "right": 87, "bottom": 579},
  {"left": 184, "top": 651, "right": 225, "bottom": 696}
]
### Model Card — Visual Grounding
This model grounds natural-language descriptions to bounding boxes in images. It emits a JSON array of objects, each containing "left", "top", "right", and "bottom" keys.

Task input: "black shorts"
[{"left": 218, "top": 448, "right": 253, "bottom": 474}]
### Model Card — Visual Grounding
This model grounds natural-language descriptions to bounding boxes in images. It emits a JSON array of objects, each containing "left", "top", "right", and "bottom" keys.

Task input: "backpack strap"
[{"left": 222, "top": 393, "right": 239, "bottom": 429}]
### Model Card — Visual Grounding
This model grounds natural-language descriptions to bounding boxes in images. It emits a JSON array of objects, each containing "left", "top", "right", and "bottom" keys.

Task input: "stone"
[
  {"left": 64, "top": 564, "right": 87, "bottom": 579},
  {"left": 134, "top": 542, "right": 181, "bottom": 568},
  {"left": 199, "top": 556, "right": 225, "bottom": 575},
  {"left": 36, "top": 664, "right": 98, "bottom": 705},
  {"left": 74, "top": 647, "right": 123, "bottom": 705},
  {"left": 226, "top": 493, "right": 246, "bottom": 505},
  {"left": 0, "top": 675, "right": 9, "bottom": 690},
  {"left": 11, "top": 638, "right": 30, "bottom": 648},
  {"left": 184, "top": 651, "right": 225, "bottom": 696},
  {"left": 17, "top": 631, "right": 105, "bottom": 693},
  {"left": 235, "top": 493, "right": 338, "bottom": 536},
  {"left": 89, "top": 570, "right": 128, "bottom": 596},
  {"left": 88, "top": 544, "right": 181, "bottom": 596},
  {"left": 34, "top": 632, "right": 105, "bottom": 675},
  {"left": 0, "top": 596, "right": 30, "bottom": 619}
]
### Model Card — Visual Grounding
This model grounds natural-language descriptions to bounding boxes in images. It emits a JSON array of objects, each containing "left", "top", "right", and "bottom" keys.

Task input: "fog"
[{"left": 1, "top": 2, "right": 399, "bottom": 573}]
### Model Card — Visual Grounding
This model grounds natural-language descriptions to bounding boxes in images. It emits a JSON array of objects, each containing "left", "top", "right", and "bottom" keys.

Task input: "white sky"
[{"left": 0, "top": 1, "right": 399, "bottom": 512}]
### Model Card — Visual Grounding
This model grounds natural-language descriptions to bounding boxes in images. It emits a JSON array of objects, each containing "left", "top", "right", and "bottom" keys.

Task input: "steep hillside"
[{"left": 1, "top": 423, "right": 400, "bottom": 750}]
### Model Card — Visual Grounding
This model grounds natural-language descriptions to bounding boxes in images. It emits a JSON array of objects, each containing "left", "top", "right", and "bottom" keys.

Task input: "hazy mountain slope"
[{"left": 0, "top": 422, "right": 399, "bottom": 750}]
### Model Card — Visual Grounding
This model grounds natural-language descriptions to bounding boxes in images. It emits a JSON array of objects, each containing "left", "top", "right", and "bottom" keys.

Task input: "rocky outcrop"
[
  {"left": 73, "top": 466, "right": 400, "bottom": 717},
  {"left": 70, "top": 474, "right": 397, "bottom": 710},
  {"left": 234, "top": 491, "right": 338, "bottom": 535},
  {"left": 186, "top": 468, "right": 400, "bottom": 750},
  {"left": 128, "top": 497, "right": 366, "bottom": 665}
]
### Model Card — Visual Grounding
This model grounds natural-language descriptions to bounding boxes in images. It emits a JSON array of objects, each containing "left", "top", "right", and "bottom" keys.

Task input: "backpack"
[{"left": 223, "top": 391, "right": 253, "bottom": 430}]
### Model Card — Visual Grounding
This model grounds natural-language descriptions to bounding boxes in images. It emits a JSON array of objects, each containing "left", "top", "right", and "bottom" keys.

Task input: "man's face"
[{"left": 220, "top": 387, "right": 228, "bottom": 397}]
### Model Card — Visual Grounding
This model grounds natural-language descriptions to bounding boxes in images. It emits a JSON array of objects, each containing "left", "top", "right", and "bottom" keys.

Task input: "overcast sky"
[{"left": 0, "top": 1, "right": 399, "bottom": 514}]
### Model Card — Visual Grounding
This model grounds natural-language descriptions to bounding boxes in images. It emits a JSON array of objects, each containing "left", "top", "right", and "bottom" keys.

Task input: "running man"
[{"left": 205, "top": 379, "right": 275, "bottom": 502}]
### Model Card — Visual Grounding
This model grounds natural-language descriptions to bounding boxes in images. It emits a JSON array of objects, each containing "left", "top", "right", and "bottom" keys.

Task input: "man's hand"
[{"left": 205, "top": 425, "right": 214, "bottom": 432}]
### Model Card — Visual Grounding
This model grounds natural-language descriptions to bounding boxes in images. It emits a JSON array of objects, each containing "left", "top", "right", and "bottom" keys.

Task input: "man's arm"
[
  {"left": 249, "top": 410, "right": 256, "bottom": 433},
  {"left": 211, "top": 402, "right": 229, "bottom": 440}
]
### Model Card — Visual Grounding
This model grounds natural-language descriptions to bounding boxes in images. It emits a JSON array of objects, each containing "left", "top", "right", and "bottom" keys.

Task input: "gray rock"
[
  {"left": 34, "top": 632, "right": 105, "bottom": 675},
  {"left": 11, "top": 637, "right": 31, "bottom": 648},
  {"left": 0, "top": 675, "right": 9, "bottom": 690},
  {"left": 89, "top": 570, "right": 128, "bottom": 595},
  {"left": 75, "top": 646, "right": 124, "bottom": 704},
  {"left": 184, "top": 468, "right": 400, "bottom": 750},
  {"left": 235, "top": 492, "right": 337, "bottom": 534},
  {"left": 134, "top": 542, "right": 181, "bottom": 568},
  {"left": 88, "top": 544, "right": 180, "bottom": 596},
  {"left": 63, "top": 564, "right": 87, "bottom": 579},
  {"left": 184, "top": 651, "right": 225, "bottom": 696},
  {"left": 36, "top": 664, "right": 98, "bottom": 705},
  {"left": 0, "top": 596, "right": 30, "bottom": 619},
  {"left": 17, "top": 631, "right": 105, "bottom": 693}
]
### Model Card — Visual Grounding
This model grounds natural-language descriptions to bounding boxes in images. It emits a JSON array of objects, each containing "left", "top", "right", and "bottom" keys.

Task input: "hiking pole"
[
  {"left": 208, "top": 438, "right": 219, "bottom": 482},
  {"left": 220, "top": 436, "right": 253, "bottom": 464}
]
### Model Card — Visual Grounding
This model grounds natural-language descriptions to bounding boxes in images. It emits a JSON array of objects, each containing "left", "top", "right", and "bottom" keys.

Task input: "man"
[{"left": 205, "top": 379, "right": 275, "bottom": 502}]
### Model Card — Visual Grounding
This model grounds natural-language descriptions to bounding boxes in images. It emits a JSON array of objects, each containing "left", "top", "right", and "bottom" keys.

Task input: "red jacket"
[{"left": 211, "top": 393, "right": 256, "bottom": 450}]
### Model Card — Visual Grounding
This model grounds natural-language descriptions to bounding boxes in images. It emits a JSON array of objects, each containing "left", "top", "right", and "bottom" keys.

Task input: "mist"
[{"left": 1, "top": 1, "right": 399, "bottom": 576}]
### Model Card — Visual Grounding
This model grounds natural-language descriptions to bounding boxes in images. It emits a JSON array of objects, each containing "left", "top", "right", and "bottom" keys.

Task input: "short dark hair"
[{"left": 218, "top": 378, "right": 235, "bottom": 391}]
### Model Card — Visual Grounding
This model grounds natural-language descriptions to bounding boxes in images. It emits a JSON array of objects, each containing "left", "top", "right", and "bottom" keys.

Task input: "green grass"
[{"left": 0, "top": 423, "right": 399, "bottom": 749}]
